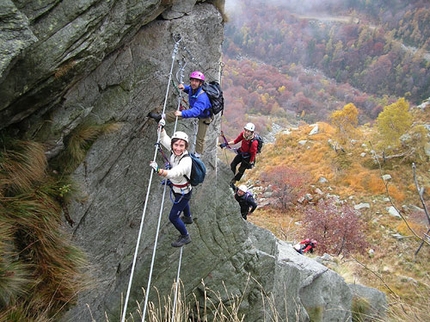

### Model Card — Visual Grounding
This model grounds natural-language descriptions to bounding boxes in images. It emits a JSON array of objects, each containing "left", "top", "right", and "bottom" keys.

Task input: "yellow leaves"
[
  {"left": 329, "top": 103, "right": 359, "bottom": 145},
  {"left": 260, "top": 93, "right": 270, "bottom": 105},
  {"left": 376, "top": 97, "right": 413, "bottom": 149}
]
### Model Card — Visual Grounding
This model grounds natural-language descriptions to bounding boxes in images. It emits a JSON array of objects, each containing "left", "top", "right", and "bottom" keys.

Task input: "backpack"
[
  {"left": 244, "top": 191, "right": 254, "bottom": 201},
  {"left": 251, "top": 134, "right": 264, "bottom": 153},
  {"left": 181, "top": 153, "right": 206, "bottom": 186},
  {"left": 201, "top": 81, "right": 224, "bottom": 116}
]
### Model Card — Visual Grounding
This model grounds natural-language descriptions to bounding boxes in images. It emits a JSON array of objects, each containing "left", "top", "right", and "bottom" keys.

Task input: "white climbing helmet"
[
  {"left": 244, "top": 122, "right": 255, "bottom": 132},
  {"left": 238, "top": 185, "right": 248, "bottom": 193},
  {"left": 171, "top": 131, "right": 189, "bottom": 144}
]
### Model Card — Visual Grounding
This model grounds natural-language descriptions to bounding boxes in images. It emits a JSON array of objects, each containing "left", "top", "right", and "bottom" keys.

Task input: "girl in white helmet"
[
  {"left": 149, "top": 121, "right": 193, "bottom": 247},
  {"left": 220, "top": 122, "right": 258, "bottom": 184}
]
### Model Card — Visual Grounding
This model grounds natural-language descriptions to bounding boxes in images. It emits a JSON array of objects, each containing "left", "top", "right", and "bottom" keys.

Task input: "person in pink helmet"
[{"left": 148, "top": 70, "right": 212, "bottom": 158}]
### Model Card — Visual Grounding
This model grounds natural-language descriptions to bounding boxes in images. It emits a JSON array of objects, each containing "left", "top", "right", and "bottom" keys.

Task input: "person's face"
[
  {"left": 244, "top": 129, "right": 253, "bottom": 139},
  {"left": 172, "top": 140, "right": 187, "bottom": 156},
  {"left": 190, "top": 78, "right": 202, "bottom": 90},
  {"left": 237, "top": 189, "right": 246, "bottom": 196}
]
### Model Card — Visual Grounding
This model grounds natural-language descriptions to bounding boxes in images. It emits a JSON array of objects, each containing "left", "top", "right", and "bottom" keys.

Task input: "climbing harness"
[
  {"left": 122, "top": 32, "right": 226, "bottom": 321},
  {"left": 120, "top": 126, "right": 170, "bottom": 322},
  {"left": 156, "top": 143, "right": 192, "bottom": 204},
  {"left": 121, "top": 34, "right": 187, "bottom": 322},
  {"left": 174, "top": 39, "right": 226, "bottom": 154}
]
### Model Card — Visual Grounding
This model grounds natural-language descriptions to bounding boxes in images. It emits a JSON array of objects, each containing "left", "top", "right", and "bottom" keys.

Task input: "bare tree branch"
[
  {"left": 369, "top": 144, "right": 430, "bottom": 257},
  {"left": 412, "top": 163, "right": 430, "bottom": 256}
]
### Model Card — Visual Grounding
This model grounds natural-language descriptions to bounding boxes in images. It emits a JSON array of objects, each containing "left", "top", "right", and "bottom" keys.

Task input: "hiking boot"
[
  {"left": 171, "top": 234, "right": 191, "bottom": 247},
  {"left": 181, "top": 216, "right": 193, "bottom": 224},
  {"left": 230, "top": 178, "right": 237, "bottom": 185},
  {"left": 147, "top": 112, "right": 162, "bottom": 122}
]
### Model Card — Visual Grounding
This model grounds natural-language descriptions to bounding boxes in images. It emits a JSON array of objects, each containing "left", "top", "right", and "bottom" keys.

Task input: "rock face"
[{"left": 0, "top": 1, "right": 385, "bottom": 321}]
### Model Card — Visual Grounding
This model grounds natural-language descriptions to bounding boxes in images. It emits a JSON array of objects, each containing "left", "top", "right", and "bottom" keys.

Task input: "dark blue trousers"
[{"left": 169, "top": 190, "right": 192, "bottom": 236}]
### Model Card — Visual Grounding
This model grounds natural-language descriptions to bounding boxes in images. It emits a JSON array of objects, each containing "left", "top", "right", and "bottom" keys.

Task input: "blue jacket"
[{"left": 181, "top": 85, "right": 212, "bottom": 119}]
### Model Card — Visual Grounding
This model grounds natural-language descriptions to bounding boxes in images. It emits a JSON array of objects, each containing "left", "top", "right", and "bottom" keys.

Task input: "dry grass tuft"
[
  {"left": 0, "top": 140, "right": 47, "bottom": 194},
  {"left": 0, "top": 139, "right": 89, "bottom": 321},
  {"left": 54, "top": 122, "right": 121, "bottom": 173}
]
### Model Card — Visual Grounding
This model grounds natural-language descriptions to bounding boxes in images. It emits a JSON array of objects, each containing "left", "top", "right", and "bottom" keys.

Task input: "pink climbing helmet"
[{"left": 189, "top": 70, "right": 205, "bottom": 81}]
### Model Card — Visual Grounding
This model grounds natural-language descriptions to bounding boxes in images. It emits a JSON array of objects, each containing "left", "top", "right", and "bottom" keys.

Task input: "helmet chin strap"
[{"left": 244, "top": 132, "right": 254, "bottom": 140}]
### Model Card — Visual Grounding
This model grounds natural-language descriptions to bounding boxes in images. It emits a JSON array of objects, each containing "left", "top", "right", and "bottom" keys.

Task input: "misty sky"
[{"left": 225, "top": 0, "right": 344, "bottom": 16}]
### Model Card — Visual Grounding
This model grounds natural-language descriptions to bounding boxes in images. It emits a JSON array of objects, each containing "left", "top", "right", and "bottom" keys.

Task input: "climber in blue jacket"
[{"left": 148, "top": 71, "right": 212, "bottom": 158}]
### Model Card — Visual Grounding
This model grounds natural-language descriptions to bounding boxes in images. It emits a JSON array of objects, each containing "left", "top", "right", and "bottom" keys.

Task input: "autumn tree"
[
  {"left": 302, "top": 198, "right": 369, "bottom": 256},
  {"left": 329, "top": 103, "right": 359, "bottom": 146},
  {"left": 376, "top": 97, "right": 413, "bottom": 149},
  {"left": 260, "top": 165, "right": 310, "bottom": 210}
]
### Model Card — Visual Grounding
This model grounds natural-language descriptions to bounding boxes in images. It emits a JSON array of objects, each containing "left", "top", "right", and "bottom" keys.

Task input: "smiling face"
[
  {"left": 243, "top": 129, "right": 254, "bottom": 140},
  {"left": 190, "top": 78, "right": 203, "bottom": 90},
  {"left": 172, "top": 139, "right": 187, "bottom": 156}
]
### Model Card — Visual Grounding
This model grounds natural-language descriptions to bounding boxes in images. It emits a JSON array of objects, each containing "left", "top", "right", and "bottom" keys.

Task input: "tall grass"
[
  {"left": 116, "top": 277, "right": 318, "bottom": 322},
  {"left": 0, "top": 139, "right": 88, "bottom": 321},
  {"left": 120, "top": 278, "right": 264, "bottom": 322}
]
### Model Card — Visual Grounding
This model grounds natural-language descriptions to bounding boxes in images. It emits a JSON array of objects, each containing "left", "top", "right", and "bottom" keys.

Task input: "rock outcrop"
[{"left": 0, "top": 1, "right": 386, "bottom": 321}]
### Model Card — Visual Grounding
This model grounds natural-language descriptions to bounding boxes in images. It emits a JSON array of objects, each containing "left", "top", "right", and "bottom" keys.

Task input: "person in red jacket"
[
  {"left": 219, "top": 123, "right": 259, "bottom": 184},
  {"left": 294, "top": 238, "right": 317, "bottom": 254}
]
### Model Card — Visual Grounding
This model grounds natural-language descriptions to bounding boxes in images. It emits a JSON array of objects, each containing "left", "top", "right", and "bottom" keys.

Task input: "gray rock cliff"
[{"left": 0, "top": 1, "right": 385, "bottom": 321}]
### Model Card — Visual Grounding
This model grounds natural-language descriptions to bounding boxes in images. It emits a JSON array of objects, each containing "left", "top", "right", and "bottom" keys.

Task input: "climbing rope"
[
  {"left": 121, "top": 34, "right": 185, "bottom": 322},
  {"left": 122, "top": 32, "right": 223, "bottom": 321},
  {"left": 171, "top": 247, "right": 184, "bottom": 321},
  {"left": 175, "top": 40, "right": 226, "bottom": 154},
  {"left": 120, "top": 126, "right": 169, "bottom": 322},
  {"left": 140, "top": 34, "right": 188, "bottom": 322}
]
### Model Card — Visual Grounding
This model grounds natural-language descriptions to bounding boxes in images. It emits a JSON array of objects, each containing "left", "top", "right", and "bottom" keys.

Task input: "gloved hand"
[
  {"left": 150, "top": 161, "right": 160, "bottom": 173},
  {"left": 219, "top": 142, "right": 227, "bottom": 149},
  {"left": 158, "top": 118, "right": 165, "bottom": 128},
  {"left": 248, "top": 161, "right": 255, "bottom": 169}
]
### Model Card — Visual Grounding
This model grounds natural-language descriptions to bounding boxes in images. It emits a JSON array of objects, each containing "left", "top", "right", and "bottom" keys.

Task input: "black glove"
[
  {"left": 248, "top": 161, "right": 255, "bottom": 169},
  {"left": 219, "top": 142, "right": 228, "bottom": 149}
]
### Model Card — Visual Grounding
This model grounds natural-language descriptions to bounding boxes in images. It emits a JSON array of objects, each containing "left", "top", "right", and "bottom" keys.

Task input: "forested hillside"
[
  {"left": 219, "top": 2, "right": 430, "bottom": 320},
  {"left": 220, "top": 0, "right": 430, "bottom": 138}
]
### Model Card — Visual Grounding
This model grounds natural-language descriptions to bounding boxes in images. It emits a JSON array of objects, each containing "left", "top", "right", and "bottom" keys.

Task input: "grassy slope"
[{"left": 219, "top": 110, "right": 430, "bottom": 320}]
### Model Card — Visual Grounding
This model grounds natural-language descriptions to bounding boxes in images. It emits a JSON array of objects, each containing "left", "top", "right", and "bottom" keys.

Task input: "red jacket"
[
  {"left": 233, "top": 131, "right": 259, "bottom": 163},
  {"left": 300, "top": 239, "right": 316, "bottom": 253}
]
